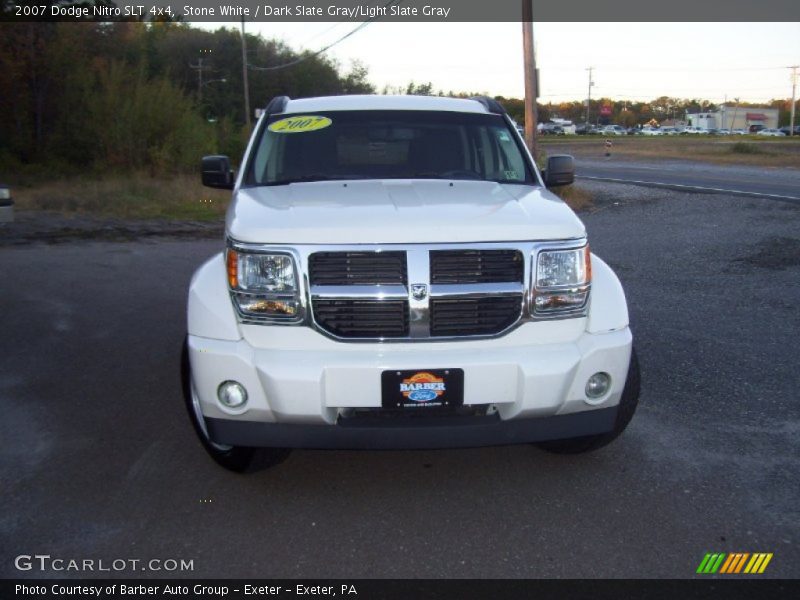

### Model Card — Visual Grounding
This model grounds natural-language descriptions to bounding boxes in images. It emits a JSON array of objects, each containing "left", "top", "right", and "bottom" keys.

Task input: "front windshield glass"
[{"left": 247, "top": 110, "right": 535, "bottom": 186}]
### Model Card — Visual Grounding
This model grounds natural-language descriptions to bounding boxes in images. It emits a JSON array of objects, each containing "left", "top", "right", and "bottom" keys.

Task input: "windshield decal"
[{"left": 268, "top": 115, "right": 332, "bottom": 134}]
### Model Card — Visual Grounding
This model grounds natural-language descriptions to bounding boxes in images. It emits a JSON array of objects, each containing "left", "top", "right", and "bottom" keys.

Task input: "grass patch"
[
  {"left": 540, "top": 135, "right": 800, "bottom": 167},
  {"left": 13, "top": 173, "right": 230, "bottom": 221},
  {"left": 730, "top": 142, "right": 769, "bottom": 155},
  {"left": 553, "top": 184, "right": 593, "bottom": 211}
]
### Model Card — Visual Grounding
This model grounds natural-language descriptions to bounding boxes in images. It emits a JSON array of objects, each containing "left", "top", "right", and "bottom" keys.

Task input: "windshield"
[{"left": 247, "top": 110, "right": 535, "bottom": 186}]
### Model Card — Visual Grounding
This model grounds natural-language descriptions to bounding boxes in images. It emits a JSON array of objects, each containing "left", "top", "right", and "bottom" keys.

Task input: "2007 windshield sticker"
[{"left": 268, "top": 115, "right": 332, "bottom": 133}]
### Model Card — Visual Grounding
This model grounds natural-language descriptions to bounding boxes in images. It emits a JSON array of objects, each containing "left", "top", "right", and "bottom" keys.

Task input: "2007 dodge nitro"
[{"left": 183, "top": 94, "right": 640, "bottom": 472}]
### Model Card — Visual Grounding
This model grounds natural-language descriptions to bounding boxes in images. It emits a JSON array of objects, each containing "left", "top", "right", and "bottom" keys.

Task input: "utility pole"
[
  {"left": 721, "top": 95, "right": 726, "bottom": 130},
  {"left": 189, "top": 56, "right": 209, "bottom": 104},
  {"left": 790, "top": 65, "right": 798, "bottom": 137},
  {"left": 241, "top": 16, "right": 251, "bottom": 128},
  {"left": 522, "top": 0, "right": 538, "bottom": 158},
  {"left": 585, "top": 67, "right": 594, "bottom": 128}
]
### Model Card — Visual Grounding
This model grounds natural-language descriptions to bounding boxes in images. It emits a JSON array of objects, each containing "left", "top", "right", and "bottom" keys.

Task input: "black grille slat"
[
  {"left": 430, "top": 296, "right": 522, "bottom": 337},
  {"left": 313, "top": 299, "right": 409, "bottom": 338},
  {"left": 430, "top": 250, "right": 523, "bottom": 284},
  {"left": 309, "top": 251, "right": 407, "bottom": 286}
]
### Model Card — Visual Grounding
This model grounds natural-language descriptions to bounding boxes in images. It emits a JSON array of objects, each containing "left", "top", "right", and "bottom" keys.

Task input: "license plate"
[{"left": 381, "top": 369, "right": 464, "bottom": 409}]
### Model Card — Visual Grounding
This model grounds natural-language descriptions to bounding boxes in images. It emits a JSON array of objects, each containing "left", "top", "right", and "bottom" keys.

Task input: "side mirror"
[
  {"left": 201, "top": 155, "right": 234, "bottom": 189},
  {"left": 543, "top": 154, "right": 575, "bottom": 187}
]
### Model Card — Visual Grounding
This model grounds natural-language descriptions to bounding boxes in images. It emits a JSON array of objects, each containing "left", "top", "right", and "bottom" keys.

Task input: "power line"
[
  {"left": 538, "top": 65, "right": 791, "bottom": 73},
  {"left": 298, "top": 22, "right": 350, "bottom": 48},
  {"left": 539, "top": 88, "right": 792, "bottom": 97},
  {"left": 248, "top": 0, "right": 402, "bottom": 72},
  {"left": 604, "top": 87, "right": 793, "bottom": 94}
]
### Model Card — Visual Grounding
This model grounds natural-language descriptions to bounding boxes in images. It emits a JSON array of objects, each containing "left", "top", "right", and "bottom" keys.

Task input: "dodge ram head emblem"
[{"left": 411, "top": 284, "right": 428, "bottom": 300}]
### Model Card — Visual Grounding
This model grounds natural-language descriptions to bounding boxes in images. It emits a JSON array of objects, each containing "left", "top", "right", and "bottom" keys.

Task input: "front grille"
[
  {"left": 313, "top": 299, "right": 409, "bottom": 338},
  {"left": 430, "top": 249, "right": 523, "bottom": 284},
  {"left": 309, "top": 251, "right": 407, "bottom": 286},
  {"left": 308, "top": 246, "right": 529, "bottom": 340},
  {"left": 430, "top": 296, "right": 522, "bottom": 337}
]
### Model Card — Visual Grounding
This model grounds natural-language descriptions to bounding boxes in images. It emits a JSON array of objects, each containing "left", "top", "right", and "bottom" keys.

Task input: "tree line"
[
  {"left": 399, "top": 85, "right": 797, "bottom": 129},
  {"left": 0, "top": 20, "right": 373, "bottom": 175},
  {"left": 2, "top": 19, "right": 796, "bottom": 179}
]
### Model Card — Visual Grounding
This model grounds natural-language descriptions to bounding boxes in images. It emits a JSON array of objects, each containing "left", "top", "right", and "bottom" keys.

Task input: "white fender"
[
  {"left": 187, "top": 253, "right": 241, "bottom": 341},
  {"left": 587, "top": 254, "right": 629, "bottom": 334}
]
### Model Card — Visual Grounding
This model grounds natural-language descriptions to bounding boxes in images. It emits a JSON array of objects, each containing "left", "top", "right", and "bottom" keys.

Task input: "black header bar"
[{"left": 3, "top": 0, "right": 800, "bottom": 22}]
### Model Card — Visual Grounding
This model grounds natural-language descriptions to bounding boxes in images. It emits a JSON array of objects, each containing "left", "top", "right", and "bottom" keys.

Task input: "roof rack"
[
  {"left": 470, "top": 96, "right": 506, "bottom": 115},
  {"left": 266, "top": 96, "right": 290, "bottom": 114}
]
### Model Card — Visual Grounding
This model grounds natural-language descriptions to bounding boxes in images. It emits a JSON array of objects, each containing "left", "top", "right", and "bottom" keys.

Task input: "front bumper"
[
  {"left": 188, "top": 321, "right": 632, "bottom": 449},
  {"left": 206, "top": 407, "right": 618, "bottom": 450}
]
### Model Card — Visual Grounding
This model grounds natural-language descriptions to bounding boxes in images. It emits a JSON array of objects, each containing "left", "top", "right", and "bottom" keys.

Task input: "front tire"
[
  {"left": 537, "top": 347, "right": 641, "bottom": 454},
  {"left": 181, "top": 337, "right": 290, "bottom": 472}
]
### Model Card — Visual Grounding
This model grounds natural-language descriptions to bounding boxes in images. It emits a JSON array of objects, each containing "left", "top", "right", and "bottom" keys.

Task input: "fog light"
[
  {"left": 217, "top": 381, "right": 248, "bottom": 408},
  {"left": 585, "top": 372, "right": 611, "bottom": 399}
]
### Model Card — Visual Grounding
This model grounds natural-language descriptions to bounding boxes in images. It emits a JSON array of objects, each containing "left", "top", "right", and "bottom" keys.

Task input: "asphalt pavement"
[
  {"left": 575, "top": 157, "right": 800, "bottom": 202},
  {"left": 1, "top": 181, "right": 799, "bottom": 579}
]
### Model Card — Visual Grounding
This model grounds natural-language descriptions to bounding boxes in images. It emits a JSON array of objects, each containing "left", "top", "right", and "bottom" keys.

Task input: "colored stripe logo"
[{"left": 696, "top": 553, "right": 773, "bottom": 574}]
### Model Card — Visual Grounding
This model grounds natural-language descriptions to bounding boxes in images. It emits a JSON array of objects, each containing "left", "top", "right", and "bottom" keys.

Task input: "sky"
[{"left": 195, "top": 22, "right": 800, "bottom": 104}]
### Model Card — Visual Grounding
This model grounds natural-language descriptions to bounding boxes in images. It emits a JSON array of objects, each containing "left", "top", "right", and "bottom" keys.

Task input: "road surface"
[
  {"left": 1, "top": 183, "right": 799, "bottom": 579},
  {"left": 575, "top": 158, "right": 800, "bottom": 202}
]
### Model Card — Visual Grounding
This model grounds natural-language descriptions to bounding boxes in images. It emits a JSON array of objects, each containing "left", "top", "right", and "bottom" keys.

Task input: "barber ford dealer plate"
[{"left": 381, "top": 369, "right": 464, "bottom": 409}]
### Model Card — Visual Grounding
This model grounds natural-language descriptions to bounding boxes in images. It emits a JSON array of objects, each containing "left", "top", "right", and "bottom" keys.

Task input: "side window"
[
  {"left": 253, "top": 129, "right": 286, "bottom": 182},
  {"left": 473, "top": 127, "right": 497, "bottom": 178},
  {"left": 492, "top": 127, "right": 527, "bottom": 182}
]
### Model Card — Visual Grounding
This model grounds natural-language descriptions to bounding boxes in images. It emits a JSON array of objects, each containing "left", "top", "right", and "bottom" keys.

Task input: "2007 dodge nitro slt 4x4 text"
[{"left": 183, "top": 94, "right": 640, "bottom": 472}]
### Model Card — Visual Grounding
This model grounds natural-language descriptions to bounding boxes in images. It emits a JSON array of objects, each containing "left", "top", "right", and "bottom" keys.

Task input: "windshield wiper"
[
  {"left": 266, "top": 174, "right": 366, "bottom": 186},
  {"left": 409, "top": 171, "right": 483, "bottom": 181}
]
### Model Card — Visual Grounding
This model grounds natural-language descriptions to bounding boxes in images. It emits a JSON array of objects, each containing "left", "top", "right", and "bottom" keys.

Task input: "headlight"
[
  {"left": 234, "top": 252, "right": 296, "bottom": 293},
  {"left": 226, "top": 248, "right": 301, "bottom": 320},
  {"left": 531, "top": 244, "right": 591, "bottom": 315}
]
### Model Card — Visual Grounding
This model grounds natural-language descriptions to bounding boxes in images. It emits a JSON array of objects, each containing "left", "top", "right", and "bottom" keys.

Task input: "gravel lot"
[{"left": 1, "top": 182, "right": 798, "bottom": 579}]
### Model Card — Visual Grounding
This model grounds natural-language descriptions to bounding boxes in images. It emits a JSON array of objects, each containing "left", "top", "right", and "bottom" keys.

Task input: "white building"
[{"left": 688, "top": 107, "right": 778, "bottom": 130}]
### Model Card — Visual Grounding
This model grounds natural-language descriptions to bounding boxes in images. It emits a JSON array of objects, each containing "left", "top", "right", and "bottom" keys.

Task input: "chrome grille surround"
[{"left": 228, "top": 238, "right": 589, "bottom": 342}]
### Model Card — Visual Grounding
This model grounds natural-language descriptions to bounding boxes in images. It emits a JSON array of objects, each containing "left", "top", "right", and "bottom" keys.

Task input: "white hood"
[{"left": 226, "top": 180, "right": 585, "bottom": 245}]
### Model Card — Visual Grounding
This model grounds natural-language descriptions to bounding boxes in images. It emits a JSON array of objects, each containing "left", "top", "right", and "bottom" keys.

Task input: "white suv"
[{"left": 186, "top": 95, "right": 640, "bottom": 472}]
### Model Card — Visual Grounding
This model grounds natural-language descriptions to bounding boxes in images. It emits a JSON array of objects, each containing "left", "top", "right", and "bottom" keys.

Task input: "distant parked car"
[
  {"left": 660, "top": 127, "right": 679, "bottom": 135},
  {"left": 575, "top": 124, "right": 592, "bottom": 135},
  {"left": 756, "top": 128, "right": 786, "bottom": 137},
  {"left": 732, "top": 128, "right": 748, "bottom": 135},
  {"left": 539, "top": 123, "right": 566, "bottom": 135},
  {"left": 640, "top": 126, "right": 663, "bottom": 136},
  {"left": 778, "top": 126, "right": 800, "bottom": 136},
  {"left": 748, "top": 124, "right": 765, "bottom": 133},
  {"left": 0, "top": 184, "right": 13, "bottom": 224},
  {"left": 717, "top": 129, "right": 731, "bottom": 136},
  {"left": 626, "top": 127, "right": 640, "bottom": 135},
  {"left": 602, "top": 125, "right": 627, "bottom": 136}
]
